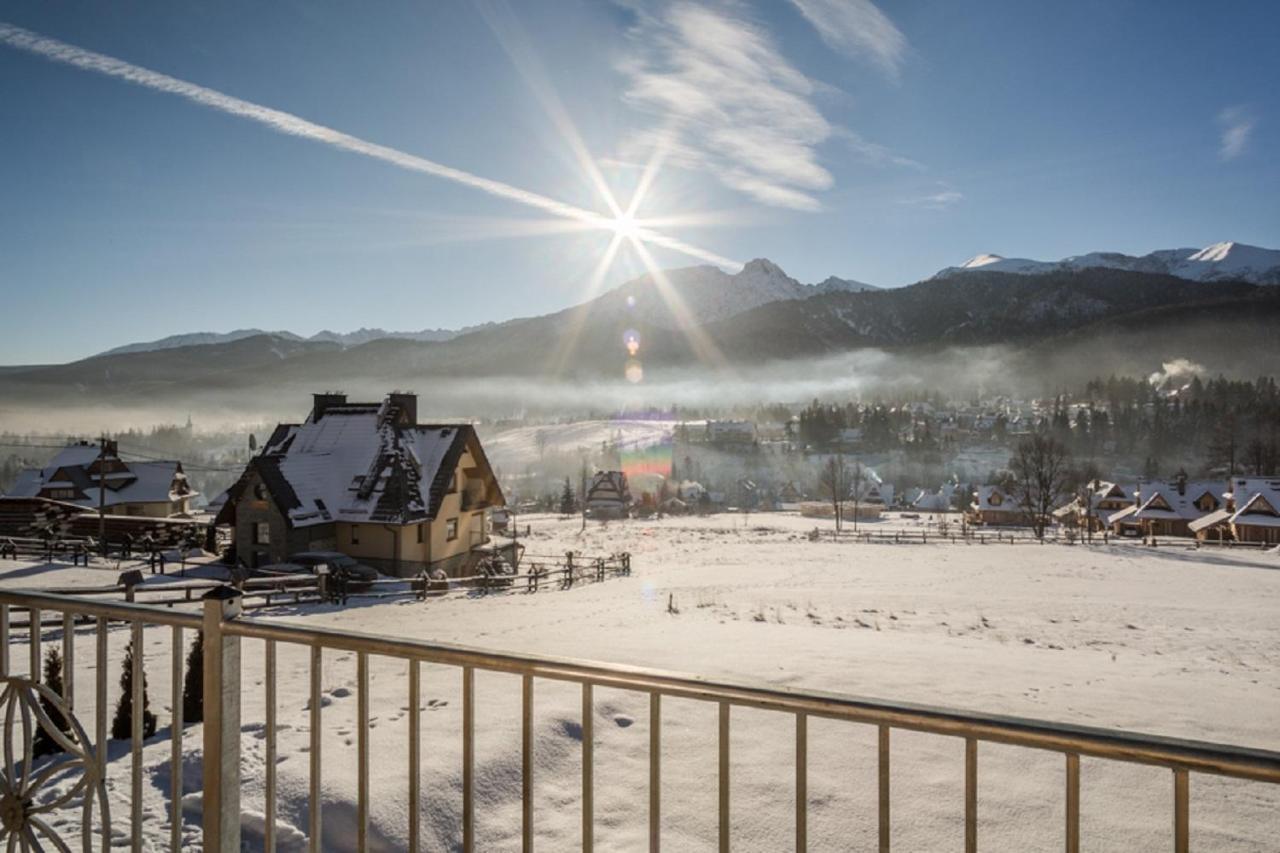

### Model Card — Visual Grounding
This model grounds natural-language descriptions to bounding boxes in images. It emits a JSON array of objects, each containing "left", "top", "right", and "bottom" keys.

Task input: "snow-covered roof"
[
  {"left": 913, "top": 483, "right": 956, "bottom": 511},
  {"left": 1227, "top": 478, "right": 1280, "bottom": 528},
  {"left": 1131, "top": 481, "right": 1220, "bottom": 522},
  {"left": 973, "top": 485, "right": 1015, "bottom": 512},
  {"left": 237, "top": 404, "right": 489, "bottom": 529},
  {"left": 4, "top": 444, "right": 194, "bottom": 509}
]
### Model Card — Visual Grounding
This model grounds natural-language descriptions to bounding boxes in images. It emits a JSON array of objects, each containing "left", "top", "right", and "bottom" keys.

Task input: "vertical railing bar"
[
  {"left": 95, "top": 618, "right": 108, "bottom": 782},
  {"left": 719, "top": 701, "right": 730, "bottom": 853},
  {"left": 408, "top": 658, "right": 421, "bottom": 853},
  {"left": 29, "top": 606, "right": 41, "bottom": 681},
  {"left": 649, "top": 692, "right": 661, "bottom": 853},
  {"left": 1065, "top": 753, "right": 1080, "bottom": 853},
  {"left": 965, "top": 737, "right": 977, "bottom": 853},
  {"left": 463, "top": 665, "right": 475, "bottom": 853},
  {"left": 878, "top": 725, "right": 890, "bottom": 853},
  {"left": 131, "top": 620, "right": 144, "bottom": 853},
  {"left": 309, "top": 645, "right": 322, "bottom": 853},
  {"left": 265, "top": 640, "right": 277, "bottom": 853},
  {"left": 170, "top": 625, "right": 183, "bottom": 852},
  {"left": 62, "top": 612, "right": 75, "bottom": 711},
  {"left": 0, "top": 604, "right": 8, "bottom": 677},
  {"left": 1173, "top": 769, "right": 1189, "bottom": 853},
  {"left": 795, "top": 712, "right": 807, "bottom": 853},
  {"left": 582, "top": 682, "right": 593, "bottom": 853},
  {"left": 357, "top": 651, "right": 369, "bottom": 853},
  {"left": 522, "top": 673, "right": 533, "bottom": 853},
  {"left": 96, "top": 615, "right": 109, "bottom": 851}
]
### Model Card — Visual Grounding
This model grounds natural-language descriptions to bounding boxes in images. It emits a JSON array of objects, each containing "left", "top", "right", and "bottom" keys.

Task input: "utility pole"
[{"left": 97, "top": 435, "right": 108, "bottom": 558}]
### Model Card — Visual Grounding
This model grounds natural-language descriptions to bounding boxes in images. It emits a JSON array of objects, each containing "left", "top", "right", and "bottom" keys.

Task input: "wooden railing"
[{"left": 0, "top": 587, "right": 1277, "bottom": 852}]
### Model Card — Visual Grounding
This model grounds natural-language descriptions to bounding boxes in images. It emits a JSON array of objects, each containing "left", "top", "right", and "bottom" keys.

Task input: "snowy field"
[{"left": 3, "top": 513, "right": 1279, "bottom": 851}]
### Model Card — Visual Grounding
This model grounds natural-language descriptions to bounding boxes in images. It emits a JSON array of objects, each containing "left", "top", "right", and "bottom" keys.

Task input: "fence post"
[{"left": 202, "top": 587, "right": 244, "bottom": 852}]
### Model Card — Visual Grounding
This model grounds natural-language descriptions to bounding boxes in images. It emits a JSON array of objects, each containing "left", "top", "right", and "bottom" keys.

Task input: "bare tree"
[
  {"left": 819, "top": 453, "right": 849, "bottom": 533},
  {"left": 1009, "top": 433, "right": 1073, "bottom": 540},
  {"left": 848, "top": 460, "right": 868, "bottom": 533}
]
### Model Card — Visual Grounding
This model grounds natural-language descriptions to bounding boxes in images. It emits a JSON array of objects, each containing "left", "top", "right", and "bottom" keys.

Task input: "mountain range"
[
  {"left": 96, "top": 323, "right": 498, "bottom": 357},
  {"left": 3, "top": 241, "right": 1278, "bottom": 413},
  {"left": 91, "top": 240, "right": 1278, "bottom": 359},
  {"left": 933, "top": 241, "right": 1280, "bottom": 285}
]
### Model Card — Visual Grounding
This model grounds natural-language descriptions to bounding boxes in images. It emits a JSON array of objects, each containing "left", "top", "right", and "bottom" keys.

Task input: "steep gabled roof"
[
  {"left": 1132, "top": 481, "right": 1220, "bottom": 521},
  {"left": 5, "top": 444, "right": 193, "bottom": 509},
  {"left": 224, "top": 404, "right": 502, "bottom": 529}
]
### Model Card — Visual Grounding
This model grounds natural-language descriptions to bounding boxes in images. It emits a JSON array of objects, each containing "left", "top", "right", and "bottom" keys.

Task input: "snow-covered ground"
[
  {"left": 3, "top": 514, "right": 1278, "bottom": 851},
  {"left": 480, "top": 419, "right": 676, "bottom": 466}
]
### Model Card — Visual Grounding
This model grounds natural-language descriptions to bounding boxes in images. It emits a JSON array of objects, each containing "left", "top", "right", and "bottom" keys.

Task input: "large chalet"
[{"left": 215, "top": 393, "right": 504, "bottom": 576}]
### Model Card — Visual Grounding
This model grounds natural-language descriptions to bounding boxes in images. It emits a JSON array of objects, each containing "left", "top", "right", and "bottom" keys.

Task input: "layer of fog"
[{"left": 0, "top": 335, "right": 1259, "bottom": 436}]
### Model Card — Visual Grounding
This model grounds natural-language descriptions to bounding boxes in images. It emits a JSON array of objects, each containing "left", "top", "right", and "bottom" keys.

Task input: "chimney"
[
  {"left": 311, "top": 392, "right": 347, "bottom": 422},
  {"left": 387, "top": 392, "right": 418, "bottom": 426}
]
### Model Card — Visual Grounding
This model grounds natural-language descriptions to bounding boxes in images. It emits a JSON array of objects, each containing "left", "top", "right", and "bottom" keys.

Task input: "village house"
[
  {"left": 1053, "top": 481, "right": 1137, "bottom": 532},
  {"left": 215, "top": 392, "right": 504, "bottom": 577},
  {"left": 1110, "top": 477, "right": 1220, "bottom": 538},
  {"left": 967, "top": 485, "right": 1024, "bottom": 526},
  {"left": 1190, "top": 477, "right": 1280, "bottom": 545},
  {"left": 6, "top": 441, "right": 196, "bottom": 518},
  {"left": 585, "top": 470, "right": 631, "bottom": 519},
  {"left": 913, "top": 482, "right": 959, "bottom": 513}
]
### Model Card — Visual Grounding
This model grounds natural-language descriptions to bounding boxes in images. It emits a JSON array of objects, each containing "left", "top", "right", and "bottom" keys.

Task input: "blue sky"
[{"left": 1, "top": 0, "right": 1276, "bottom": 363}]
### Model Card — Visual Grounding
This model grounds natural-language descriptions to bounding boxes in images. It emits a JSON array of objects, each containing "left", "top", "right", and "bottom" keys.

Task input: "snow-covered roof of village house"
[
  {"left": 913, "top": 483, "right": 956, "bottom": 511},
  {"left": 1131, "top": 480, "right": 1220, "bottom": 522},
  {"left": 973, "top": 485, "right": 1014, "bottom": 512},
  {"left": 1227, "top": 478, "right": 1280, "bottom": 528},
  {"left": 5, "top": 444, "right": 193, "bottom": 509},
  {"left": 234, "top": 401, "right": 493, "bottom": 529}
]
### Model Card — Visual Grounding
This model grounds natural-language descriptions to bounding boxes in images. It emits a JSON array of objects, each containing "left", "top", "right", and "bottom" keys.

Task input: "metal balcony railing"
[{"left": 0, "top": 586, "right": 1278, "bottom": 852}]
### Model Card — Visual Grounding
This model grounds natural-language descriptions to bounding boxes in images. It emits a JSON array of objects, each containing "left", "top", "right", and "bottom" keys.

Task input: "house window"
[
  {"left": 417, "top": 524, "right": 424, "bottom": 544},
  {"left": 446, "top": 518, "right": 458, "bottom": 541},
  {"left": 989, "top": 492, "right": 1003, "bottom": 507},
  {"left": 254, "top": 522, "right": 270, "bottom": 546},
  {"left": 351, "top": 525, "right": 360, "bottom": 545}
]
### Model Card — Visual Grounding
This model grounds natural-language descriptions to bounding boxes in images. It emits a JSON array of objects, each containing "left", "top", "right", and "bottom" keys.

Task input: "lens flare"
[
  {"left": 623, "top": 329, "right": 641, "bottom": 356},
  {"left": 625, "top": 359, "right": 644, "bottom": 383}
]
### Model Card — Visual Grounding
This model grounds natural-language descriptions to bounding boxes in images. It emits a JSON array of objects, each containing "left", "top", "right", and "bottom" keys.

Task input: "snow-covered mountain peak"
[
  {"left": 960, "top": 253, "right": 1006, "bottom": 269},
  {"left": 1190, "top": 241, "right": 1238, "bottom": 263},
  {"left": 740, "top": 257, "right": 788, "bottom": 277},
  {"left": 934, "top": 241, "right": 1280, "bottom": 285}
]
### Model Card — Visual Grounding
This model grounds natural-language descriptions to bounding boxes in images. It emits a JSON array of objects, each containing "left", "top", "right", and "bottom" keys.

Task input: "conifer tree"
[
  {"left": 33, "top": 647, "right": 74, "bottom": 758},
  {"left": 111, "top": 638, "right": 157, "bottom": 741},
  {"left": 181, "top": 631, "right": 204, "bottom": 724},
  {"left": 559, "top": 477, "right": 576, "bottom": 515}
]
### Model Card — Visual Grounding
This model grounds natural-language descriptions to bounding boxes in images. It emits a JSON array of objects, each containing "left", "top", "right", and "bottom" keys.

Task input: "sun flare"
[{"left": 608, "top": 214, "right": 642, "bottom": 240}]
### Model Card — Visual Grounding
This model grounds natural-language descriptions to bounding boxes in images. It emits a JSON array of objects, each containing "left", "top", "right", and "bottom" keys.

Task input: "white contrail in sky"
[{"left": 0, "top": 21, "right": 739, "bottom": 269}]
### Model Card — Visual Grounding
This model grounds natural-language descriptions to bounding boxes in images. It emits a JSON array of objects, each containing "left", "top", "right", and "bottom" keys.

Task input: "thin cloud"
[
  {"left": 787, "top": 0, "right": 907, "bottom": 78},
  {"left": 1217, "top": 105, "right": 1256, "bottom": 161},
  {"left": 0, "top": 20, "right": 738, "bottom": 268},
  {"left": 900, "top": 183, "right": 963, "bottom": 210}
]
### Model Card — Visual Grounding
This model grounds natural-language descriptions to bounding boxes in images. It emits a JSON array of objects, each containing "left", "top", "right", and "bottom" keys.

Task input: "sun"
[{"left": 608, "top": 213, "right": 642, "bottom": 240}]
